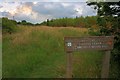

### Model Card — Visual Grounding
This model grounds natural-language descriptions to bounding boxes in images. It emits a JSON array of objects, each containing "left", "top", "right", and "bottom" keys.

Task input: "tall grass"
[
  {"left": 3, "top": 26, "right": 103, "bottom": 78},
  {"left": 0, "top": 30, "right": 2, "bottom": 79}
]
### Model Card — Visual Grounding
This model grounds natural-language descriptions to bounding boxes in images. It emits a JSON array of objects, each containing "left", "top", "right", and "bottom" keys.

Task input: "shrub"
[{"left": 2, "top": 17, "right": 17, "bottom": 34}]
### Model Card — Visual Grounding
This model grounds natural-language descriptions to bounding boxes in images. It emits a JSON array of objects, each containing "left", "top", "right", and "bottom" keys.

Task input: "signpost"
[{"left": 64, "top": 36, "right": 114, "bottom": 78}]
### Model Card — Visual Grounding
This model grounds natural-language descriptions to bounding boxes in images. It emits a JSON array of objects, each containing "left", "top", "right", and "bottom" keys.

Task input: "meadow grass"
[
  {"left": 0, "top": 30, "right": 2, "bottom": 79},
  {"left": 3, "top": 26, "right": 104, "bottom": 78}
]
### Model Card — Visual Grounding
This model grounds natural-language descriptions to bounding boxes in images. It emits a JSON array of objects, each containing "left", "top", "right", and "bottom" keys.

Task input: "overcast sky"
[{"left": 0, "top": 0, "right": 97, "bottom": 24}]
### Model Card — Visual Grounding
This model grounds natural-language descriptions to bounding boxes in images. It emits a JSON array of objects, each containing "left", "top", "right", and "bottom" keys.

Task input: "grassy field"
[
  {"left": 3, "top": 26, "right": 104, "bottom": 78},
  {"left": 0, "top": 30, "right": 2, "bottom": 79}
]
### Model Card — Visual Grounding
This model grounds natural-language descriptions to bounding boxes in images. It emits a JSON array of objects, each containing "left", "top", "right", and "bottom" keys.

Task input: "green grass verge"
[{"left": 3, "top": 26, "right": 104, "bottom": 78}]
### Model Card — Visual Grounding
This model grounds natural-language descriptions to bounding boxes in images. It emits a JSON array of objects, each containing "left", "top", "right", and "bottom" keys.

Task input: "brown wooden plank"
[
  {"left": 101, "top": 51, "right": 111, "bottom": 78},
  {"left": 66, "top": 52, "right": 73, "bottom": 78},
  {"left": 64, "top": 36, "right": 114, "bottom": 52}
]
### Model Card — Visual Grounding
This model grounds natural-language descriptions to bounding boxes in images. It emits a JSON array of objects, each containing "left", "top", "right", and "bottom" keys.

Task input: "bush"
[
  {"left": 2, "top": 17, "right": 17, "bottom": 34},
  {"left": 88, "top": 27, "right": 101, "bottom": 36}
]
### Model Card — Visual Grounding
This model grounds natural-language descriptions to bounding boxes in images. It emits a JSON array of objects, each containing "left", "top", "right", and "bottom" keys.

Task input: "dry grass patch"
[{"left": 12, "top": 26, "right": 33, "bottom": 45}]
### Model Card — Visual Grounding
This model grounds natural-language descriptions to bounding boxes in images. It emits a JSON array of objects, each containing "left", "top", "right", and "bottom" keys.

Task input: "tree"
[
  {"left": 18, "top": 20, "right": 34, "bottom": 26},
  {"left": 40, "top": 16, "right": 98, "bottom": 28},
  {"left": 2, "top": 17, "right": 17, "bottom": 34},
  {"left": 47, "top": 19, "right": 49, "bottom": 26},
  {"left": 87, "top": 1, "right": 120, "bottom": 77},
  {"left": 21, "top": 20, "right": 27, "bottom": 25}
]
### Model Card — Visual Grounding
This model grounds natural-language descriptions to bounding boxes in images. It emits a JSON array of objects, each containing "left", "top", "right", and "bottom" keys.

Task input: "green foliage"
[
  {"left": 18, "top": 20, "right": 34, "bottom": 26},
  {"left": 40, "top": 16, "right": 97, "bottom": 28},
  {"left": 2, "top": 17, "right": 17, "bottom": 34},
  {"left": 87, "top": 1, "right": 120, "bottom": 78},
  {"left": 88, "top": 27, "right": 101, "bottom": 36}
]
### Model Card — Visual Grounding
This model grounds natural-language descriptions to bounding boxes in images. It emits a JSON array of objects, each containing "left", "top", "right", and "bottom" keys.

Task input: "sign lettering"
[{"left": 64, "top": 36, "right": 114, "bottom": 52}]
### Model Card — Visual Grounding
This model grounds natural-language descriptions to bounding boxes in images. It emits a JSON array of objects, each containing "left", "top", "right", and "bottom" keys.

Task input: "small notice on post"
[
  {"left": 64, "top": 36, "right": 114, "bottom": 52},
  {"left": 64, "top": 36, "right": 114, "bottom": 78}
]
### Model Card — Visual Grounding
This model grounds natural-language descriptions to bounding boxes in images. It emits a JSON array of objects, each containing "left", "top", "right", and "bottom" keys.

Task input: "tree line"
[
  {"left": 40, "top": 16, "right": 98, "bottom": 28},
  {"left": 1, "top": 16, "right": 101, "bottom": 34},
  {"left": 1, "top": 17, "right": 35, "bottom": 34}
]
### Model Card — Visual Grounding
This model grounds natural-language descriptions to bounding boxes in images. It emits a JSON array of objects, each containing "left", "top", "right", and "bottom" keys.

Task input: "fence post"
[
  {"left": 101, "top": 50, "right": 111, "bottom": 78},
  {"left": 66, "top": 52, "right": 72, "bottom": 78}
]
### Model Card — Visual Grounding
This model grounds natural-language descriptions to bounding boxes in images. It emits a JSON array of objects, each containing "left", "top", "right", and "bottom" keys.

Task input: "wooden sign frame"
[{"left": 64, "top": 36, "right": 114, "bottom": 78}]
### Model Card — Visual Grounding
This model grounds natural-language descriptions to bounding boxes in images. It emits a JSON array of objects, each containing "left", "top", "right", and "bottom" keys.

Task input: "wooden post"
[
  {"left": 101, "top": 51, "right": 111, "bottom": 78},
  {"left": 66, "top": 52, "right": 72, "bottom": 78},
  {"left": 64, "top": 36, "right": 114, "bottom": 78}
]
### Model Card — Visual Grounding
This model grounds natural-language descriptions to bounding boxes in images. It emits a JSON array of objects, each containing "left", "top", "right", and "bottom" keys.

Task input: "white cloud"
[
  {"left": 33, "top": 1, "right": 38, "bottom": 5},
  {"left": 44, "top": 3, "right": 54, "bottom": 9},
  {"left": 13, "top": 2, "right": 53, "bottom": 23},
  {"left": 0, "top": 2, "right": 20, "bottom": 12},
  {"left": 74, "top": 5, "right": 83, "bottom": 15},
  {"left": 16, "top": 4, "right": 33, "bottom": 16},
  {"left": 61, "top": 3, "right": 71, "bottom": 7},
  {"left": 1, "top": 0, "right": 87, "bottom": 2},
  {"left": 0, "top": 2, "right": 97, "bottom": 23}
]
